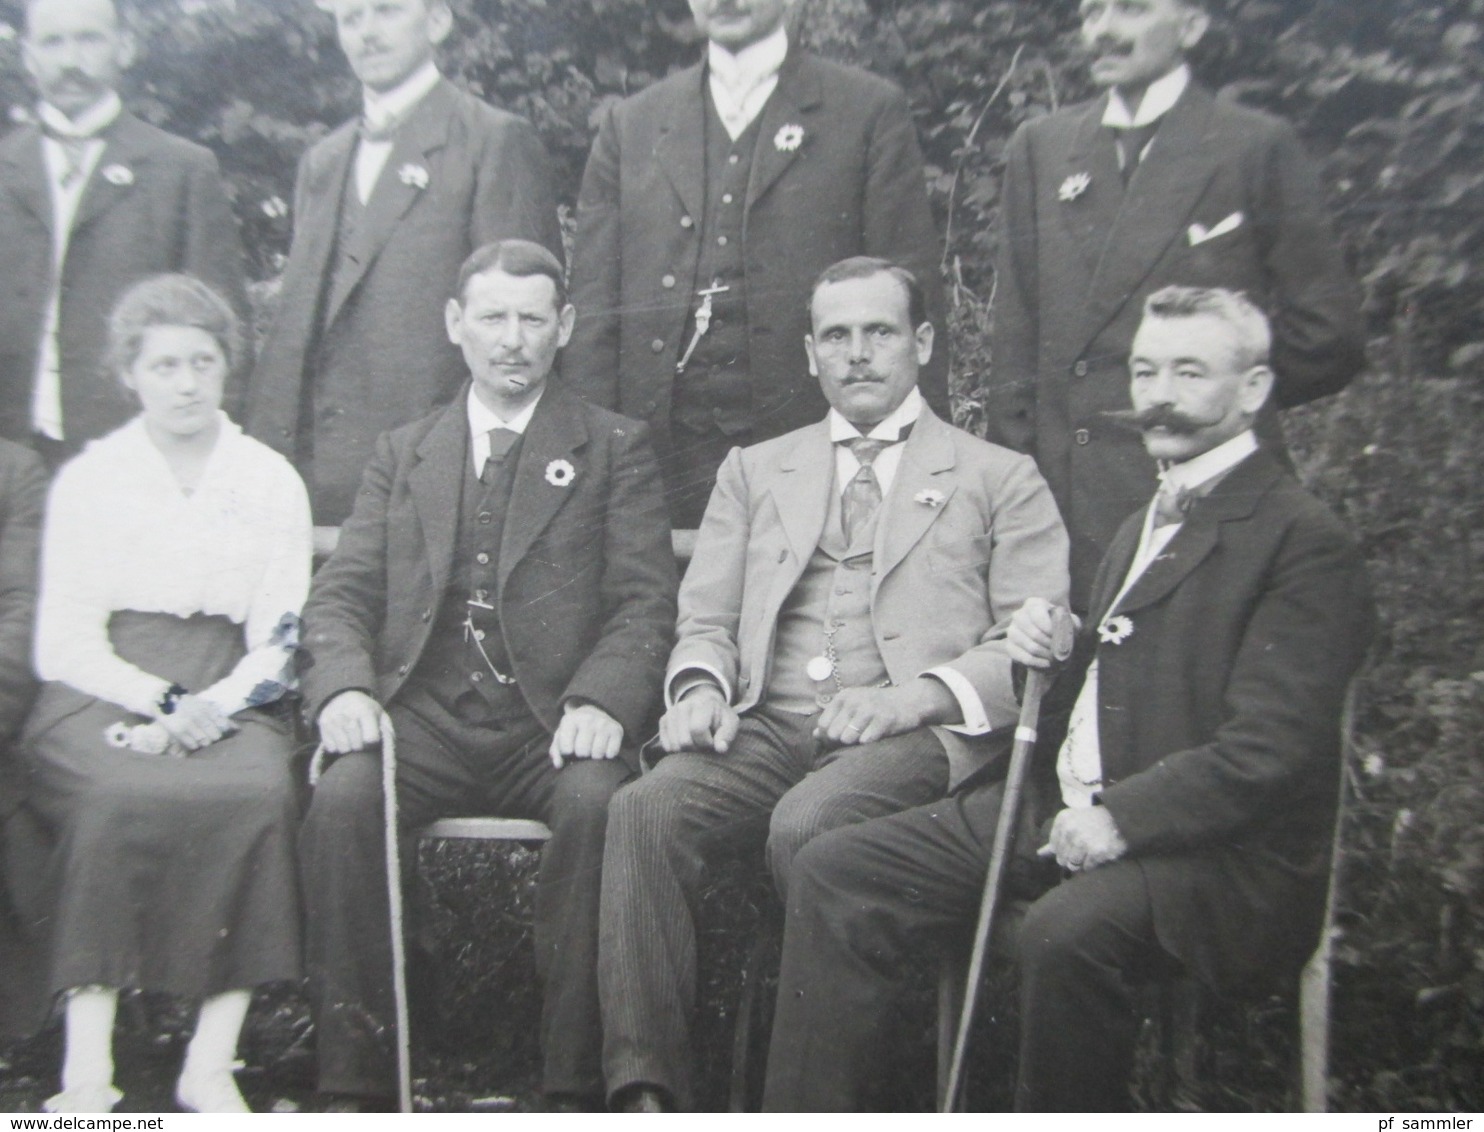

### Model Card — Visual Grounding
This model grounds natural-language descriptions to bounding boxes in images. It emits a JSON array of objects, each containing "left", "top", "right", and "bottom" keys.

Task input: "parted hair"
[
  {"left": 106, "top": 273, "right": 244, "bottom": 383},
  {"left": 455, "top": 239, "right": 568, "bottom": 307},
  {"left": 1143, "top": 285, "right": 1272, "bottom": 370},
  {"left": 810, "top": 256, "right": 928, "bottom": 331}
]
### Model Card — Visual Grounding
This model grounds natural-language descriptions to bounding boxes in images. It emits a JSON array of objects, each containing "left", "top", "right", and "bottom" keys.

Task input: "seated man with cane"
[
  {"left": 297, "top": 240, "right": 676, "bottom": 1111},
  {"left": 761, "top": 285, "right": 1374, "bottom": 1111}
]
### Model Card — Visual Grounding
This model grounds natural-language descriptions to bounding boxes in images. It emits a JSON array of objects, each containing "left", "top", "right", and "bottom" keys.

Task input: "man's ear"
[
  {"left": 444, "top": 298, "right": 463, "bottom": 346},
  {"left": 1239, "top": 364, "right": 1275, "bottom": 417},
  {"left": 114, "top": 28, "right": 138, "bottom": 71},
  {"left": 914, "top": 321, "right": 935, "bottom": 368},
  {"left": 1179, "top": 6, "right": 1211, "bottom": 52},
  {"left": 804, "top": 334, "right": 819, "bottom": 377},
  {"left": 426, "top": 0, "right": 455, "bottom": 47},
  {"left": 556, "top": 303, "right": 576, "bottom": 349}
]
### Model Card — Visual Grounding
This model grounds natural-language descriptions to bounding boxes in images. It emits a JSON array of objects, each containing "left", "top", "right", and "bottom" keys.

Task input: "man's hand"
[
  {"left": 658, "top": 683, "right": 740, "bottom": 755},
  {"left": 1038, "top": 806, "right": 1129, "bottom": 872},
  {"left": 550, "top": 701, "right": 625, "bottom": 768},
  {"left": 814, "top": 678, "right": 956, "bottom": 746},
  {"left": 317, "top": 690, "right": 389, "bottom": 755},
  {"left": 155, "top": 694, "right": 235, "bottom": 752},
  {"left": 1008, "top": 598, "right": 1081, "bottom": 669}
]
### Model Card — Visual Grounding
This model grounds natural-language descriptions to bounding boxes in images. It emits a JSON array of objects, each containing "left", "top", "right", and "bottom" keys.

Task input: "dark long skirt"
[{"left": 20, "top": 612, "right": 301, "bottom": 1002}]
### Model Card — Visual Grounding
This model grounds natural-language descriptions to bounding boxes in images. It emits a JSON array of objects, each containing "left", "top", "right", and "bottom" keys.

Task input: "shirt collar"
[
  {"left": 37, "top": 91, "right": 123, "bottom": 139},
  {"left": 467, "top": 384, "right": 544, "bottom": 438},
  {"left": 707, "top": 24, "right": 789, "bottom": 99},
  {"left": 362, "top": 60, "right": 442, "bottom": 132},
  {"left": 827, "top": 386, "right": 924, "bottom": 444},
  {"left": 1102, "top": 63, "right": 1190, "bottom": 129},
  {"left": 1158, "top": 428, "right": 1258, "bottom": 495}
]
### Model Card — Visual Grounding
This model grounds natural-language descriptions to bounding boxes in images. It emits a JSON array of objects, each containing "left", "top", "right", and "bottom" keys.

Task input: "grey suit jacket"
[
  {"left": 246, "top": 79, "right": 563, "bottom": 525},
  {"left": 0, "top": 112, "right": 247, "bottom": 449},
  {"left": 991, "top": 84, "right": 1365, "bottom": 605},
  {"left": 670, "top": 404, "right": 1069, "bottom": 788}
]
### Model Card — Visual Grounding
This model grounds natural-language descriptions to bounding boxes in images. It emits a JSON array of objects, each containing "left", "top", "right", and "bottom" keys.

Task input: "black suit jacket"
[
  {"left": 1046, "top": 450, "right": 1373, "bottom": 991},
  {"left": 0, "top": 112, "right": 248, "bottom": 448},
  {"left": 991, "top": 84, "right": 1366, "bottom": 604},
  {"left": 300, "top": 383, "right": 677, "bottom": 748}
]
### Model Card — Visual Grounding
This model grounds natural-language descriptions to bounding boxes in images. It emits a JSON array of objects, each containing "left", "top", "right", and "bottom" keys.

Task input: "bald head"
[{"left": 24, "top": 0, "right": 133, "bottom": 119}]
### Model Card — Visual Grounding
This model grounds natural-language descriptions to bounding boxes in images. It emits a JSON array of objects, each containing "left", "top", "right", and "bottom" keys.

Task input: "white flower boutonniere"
[
  {"left": 398, "top": 163, "right": 429, "bottom": 189},
  {"left": 545, "top": 458, "right": 576, "bottom": 487},
  {"left": 914, "top": 488, "right": 946, "bottom": 509},
  {"left": 774, "top": 124, "right": 805, "bottom": 152},
  {"left": 1098, "top": 615, "right": 1134, "bottom": 646},
  {"left": 101, "top": 164, "right": 134, "bottom": 187},
  {"left": 1058, "top": 172, "right": 1091, "bottom": 203}
]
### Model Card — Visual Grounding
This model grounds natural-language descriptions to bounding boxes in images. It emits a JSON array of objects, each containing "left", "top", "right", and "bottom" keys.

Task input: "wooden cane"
[
  {"left": 376, "top": 718, "right": 415, "bottom": 1114},
  {"left": 941, "top": 607, "right": 1075, "bottom": 1112}
]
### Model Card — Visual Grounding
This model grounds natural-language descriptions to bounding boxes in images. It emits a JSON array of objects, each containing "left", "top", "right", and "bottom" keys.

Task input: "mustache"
[
  {"left": 1101, "top": 405, "right": 1225, "bottom": 435},
  {"left": 1085, "top": 37, "right": 1132, "bottom": 58}
]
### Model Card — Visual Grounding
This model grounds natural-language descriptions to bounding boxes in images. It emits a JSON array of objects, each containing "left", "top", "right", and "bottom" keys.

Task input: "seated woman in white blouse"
[{"left": 21, "top": 275, "right": 311, "bottom": 1114}]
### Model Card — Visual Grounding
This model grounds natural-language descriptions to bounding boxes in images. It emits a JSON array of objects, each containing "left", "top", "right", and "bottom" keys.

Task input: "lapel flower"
[
  {"left": 397, "top": 163, "right": 429, "bottom": 189},
  {"left": 1058, "top": 172, "right": 1091, "bottom": 203},
  {"left": 773, "top": 124, "right": 805, "bottom": 152},
  {"left": 914, "top": 488, "right": 946, "bottom": 509},
  {"left": 544, "top": 458, "right": 576, "bottom": 487},
  {"left": 101, "top": 163, "right": 134, "bottom": 186},
  {"left": 1098, "top": 615, "right": 1134, "bottom": 646}
]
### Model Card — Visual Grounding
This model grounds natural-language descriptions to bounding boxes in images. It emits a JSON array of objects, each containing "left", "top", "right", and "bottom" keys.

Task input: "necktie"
[
  {"left": 1111, "top": 121, "right": 1160, "bottom": 182},
  {"left": 39, "top": 123, "right": 93, "bottom": 189},
  {"left": 481, "top": 427, "right": 520, "bottom": 483},
  {"left": 360, "top": 111, "right": 400, "bottom": 145},
  {"left": 1151, "top": 477, "right": 1192, "bottom": 529},
  {"left": 840, "top": 437, "right": 891, "bottom": 545}
]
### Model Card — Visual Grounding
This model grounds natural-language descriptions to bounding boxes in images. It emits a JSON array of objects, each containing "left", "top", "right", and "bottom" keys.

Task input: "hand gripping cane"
[
  {"left": 309, "top": 717, "right": 412, "bottom": 1113},
  {"left": 941, "top": 606, "right": 1075, "bottom": 1112}
]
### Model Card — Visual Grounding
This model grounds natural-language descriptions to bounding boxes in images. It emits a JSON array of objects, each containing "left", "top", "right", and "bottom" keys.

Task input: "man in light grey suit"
[{"left": 598, "top": 257, "right": 1070, "bottom": 1111}]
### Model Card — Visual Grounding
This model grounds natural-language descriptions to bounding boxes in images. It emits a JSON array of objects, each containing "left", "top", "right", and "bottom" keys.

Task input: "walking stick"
[
  {"left": 309, "top": 716, "right": 411, "bottom": 1113},
  {"left": 941, "top": 607, "right": 1075, "bottom": 1112}
]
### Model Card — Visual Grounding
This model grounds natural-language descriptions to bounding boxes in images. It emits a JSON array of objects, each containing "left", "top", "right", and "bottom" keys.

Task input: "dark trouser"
[
  {"left": 299, "top": 690, "right": 630, "bottom": 1098},
  {"left": 761, "top": 785, "right": 1176, "bottom": 1112},
  {"left": 599, "top": 704, "right": 949, "bottom": 1110},
  {"left": 662, "top": 420, "right": 751, "bottom": 530}
]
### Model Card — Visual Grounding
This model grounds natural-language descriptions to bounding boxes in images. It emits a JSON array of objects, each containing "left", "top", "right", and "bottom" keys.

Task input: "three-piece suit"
[
  {"left": 246, "top": 80, "right": 563, "bottom": 524},
  {"left": 990, "top": 82, "right": 1366, "bottom": 603},
  {"left": 762, "top": 448, "right": 1374, "bottom": 1111},
  {"left": 0, "top": 112, "right": 247, "bottom": 454},
  {"left": 298, "top": 384, "right": 676, "bottom": 1098},
  {"left": 565, "top": 50, "right": 947, "bottom": 526},
  {"left": 598, "top": 404, "right": 1068, "bottom": 1108}
]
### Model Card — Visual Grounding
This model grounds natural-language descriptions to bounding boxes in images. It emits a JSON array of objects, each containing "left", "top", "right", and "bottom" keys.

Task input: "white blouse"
[{"left": 35, "top": 414, "right": 312, "bottom": 719}]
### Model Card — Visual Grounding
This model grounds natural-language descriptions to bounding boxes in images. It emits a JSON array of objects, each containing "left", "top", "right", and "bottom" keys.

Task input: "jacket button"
[
  {"left": 1073, "top": 360, "right": 1089, "bottom": 377},
  {"left": 397, "top": 663, "right": 409, "bottom": 675},
  {"left": 476, "top": 552, "right": 490, "bottom": 565},
  {"left": 478, "top": 511, "right": 492, "bottom": 524},
  {"left": 716, "top": 235, "right": 728, "bottom": 247},
  {"left": 1075, "top": 429, "right": 1090, "bottom": 445},
  {"left": 471, "top": 671, "right": 485, "bottom": 684},
  {"left": 722, "top": 192, "right": 734, "bottom": 204},
  {"left": 661, "top": 274, "right": 676, "bottom": 289},
  {"left": 650, "top": 339, "right": 665, "bottom": 353},
  {"left": 420, "top": 609, "right": 430, "bottom": 622},
  {"left": 680, "top": 215, "right": 694, "bottom": 228}
]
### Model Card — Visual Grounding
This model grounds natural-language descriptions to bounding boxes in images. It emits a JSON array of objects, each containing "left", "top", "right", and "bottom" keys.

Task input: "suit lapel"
[
  {"left": 326, "top": 81, "right": 456, "bottom": 327},
  {"left": 1080, "top": 85, "right": 1220, "bottom": 353},
  {"left": 873, "top": 410, "right": 957, "bottom": 588},
  {"left": 768, "top": 423, "right": 833, "bottom": 614},
  {"left": 498, "top": 389, "right": 588, "bottom": 587},
  {"left": 653, "top": 65, "right": 707, "bottom": 224},
  {"left": 71, "top": 112, "right": 154, "bottom": 234},
  {"left": 1059, "top": 98, "right": 1125, "bottom": 277},
  {"left": 408, "top": 396, "right": 470, "bottom": 602},
  {"left": 0, "top": 129, "right": 53, "bottom": 231},
  {"left": 745, "top": 52, "right": 821, "bottom": 210},
  {"left": 290, "top": 121, "right": 358, "bottom": 326}
]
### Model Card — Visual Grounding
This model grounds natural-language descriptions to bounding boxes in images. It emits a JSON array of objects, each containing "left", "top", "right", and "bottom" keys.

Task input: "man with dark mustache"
[
  {"left": 760, "top": 286, "right": 1373, "bottom": 1111},
  {"left": 990, "top": 0, "right": 1365, "bottom": 609},
  {"left": 247, "top": 0, "right": 561, "bottom": 525},
  {"left": 597, "top": 257, "right": 1068, "bottom": 1111},
  {"left": 0, "top": 0, "right": 247, "bottom": 466}
]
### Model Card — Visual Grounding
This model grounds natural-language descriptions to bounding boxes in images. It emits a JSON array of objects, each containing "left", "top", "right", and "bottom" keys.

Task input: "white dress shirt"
[
  {"left": 1102, "top": 62, "right": 1191, "bottom": 130},
  {"left": 356, "top": 60, "right": 442, "bottom": 204},
  {"left": 35, "top": 415, "right": 313, "bottom": 718},
  {"left": 466, "top": 385, "right": 544, "bottom": 476},
  {"left": 32, "top": 93, "right": 123, "bottom": 440},
  {"left": 707, "top": 24, "right": 789, "bottom": 141},
  {"left": 1057, "top": 429, "right": 1260, "bottom": 807}
]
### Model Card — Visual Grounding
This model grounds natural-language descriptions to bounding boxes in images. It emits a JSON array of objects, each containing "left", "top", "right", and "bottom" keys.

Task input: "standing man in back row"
[
  {"left": 990, "top": 0, "right": 1365, "bottom": 607},
  {"left": 248, "top": 0, "right": 562, "bottom": 525},
  {"left": 565, "top": 0, "right": 947, "bottom": 528}
]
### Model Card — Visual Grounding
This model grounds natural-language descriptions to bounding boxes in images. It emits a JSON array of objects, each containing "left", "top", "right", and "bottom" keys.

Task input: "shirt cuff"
[
  {"left": 666, "top": 664, "right": 731, "bottom": 708},
  {"left": 922, "top": 666, "right": 991, "bottom": 736}
]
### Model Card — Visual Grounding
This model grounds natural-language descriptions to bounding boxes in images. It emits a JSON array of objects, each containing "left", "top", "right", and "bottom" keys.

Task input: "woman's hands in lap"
[{"left": 155, "top": 695, "right": 236, "bottom": 752}]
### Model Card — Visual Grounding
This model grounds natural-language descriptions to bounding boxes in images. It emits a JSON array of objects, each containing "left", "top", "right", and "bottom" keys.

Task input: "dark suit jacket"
[
  {"left": 564, "top": 49, "right": 948, "bottom": 463},
  {"left": 246, "top": 79, "right": 563, "bottom": 526},
  {"left": 991, "top": 84, "right": 1366, "bottom": 604},
  {"left": 1047, "top": 450, "right": 1373, "bottom": 992},
  {"left": 299, "top": 383, "right": 677, "bottom": 750},
  {"left": 0, "top": 112, "right": 248, "bottom": 448}
]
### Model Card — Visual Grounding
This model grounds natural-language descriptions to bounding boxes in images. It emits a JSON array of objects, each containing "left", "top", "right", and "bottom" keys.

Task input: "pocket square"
[{"left": 1188, "top": 211, "right": 1244, "bottom": 246}]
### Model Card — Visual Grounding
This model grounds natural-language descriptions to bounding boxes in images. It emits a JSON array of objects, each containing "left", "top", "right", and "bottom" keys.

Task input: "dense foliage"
[{"left": 0, "top": 0, "right": 1479, "bottom": 1111}]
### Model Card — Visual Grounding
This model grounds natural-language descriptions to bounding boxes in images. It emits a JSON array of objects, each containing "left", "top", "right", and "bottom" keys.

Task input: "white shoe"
[
  {"left": 42, "top": 1083, "right": 122, "bottom": 1113},
  {"left": 176, "top": 1061, "right": 251, "bottom": 1113}
]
